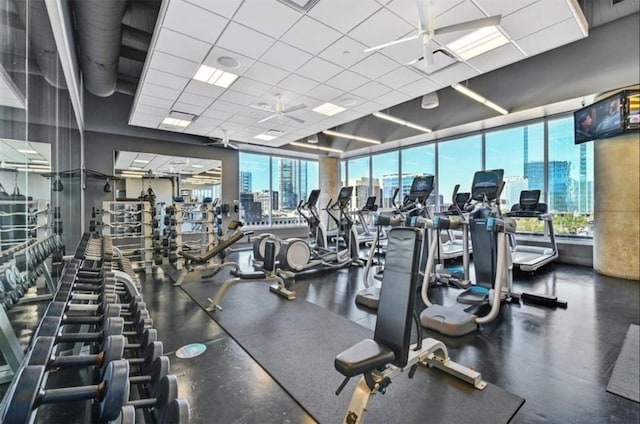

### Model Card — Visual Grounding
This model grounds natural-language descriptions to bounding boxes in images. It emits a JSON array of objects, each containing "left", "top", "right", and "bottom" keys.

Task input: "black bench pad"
[{"left": 335, "top": 339, "right": 395, "bottom": 377}]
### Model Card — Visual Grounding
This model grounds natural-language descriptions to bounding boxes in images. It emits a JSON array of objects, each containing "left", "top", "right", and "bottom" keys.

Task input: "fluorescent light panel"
[
  {"left": 451, "top": 83, "right": 508, "bottom": 115},
  {"left": 162, "top": 117, "right": 192, "bottom": 128},
  {"left": 191, "top": 165, "right": 204, "bottom": 168},
  {"left": 133, "top": 159, "right": 149, "bottom": 163},
  {"left": 290, "top": 142, "right": 343, "bottom": 153},
  {"left": 312, "top": 102, "right": 346, "bottom": 116},
  {"left": 322, "top": 130, "right": 381, "bottom": 145},
  {"left": 254, "top": 133, "right": 277, "bottom": 141},
  {"left": 446, "top": 26, "right": 509, "bottom": 60},
  {"left": 31, "top": 159, "right": 50, "bottom": 164},
  {"left": 17, "top": 149, "right": 38, "bottom": 154},
  {"left": 193, "top": 64, "right": 238, "bottom": 88},
  {"left": 373, "top": 112, "right": 431, "bottom": 133}
]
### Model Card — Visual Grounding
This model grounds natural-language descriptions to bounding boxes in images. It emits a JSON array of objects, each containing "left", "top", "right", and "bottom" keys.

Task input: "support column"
[
  {"left": 319, "top": 157, "right": 341, "bottom": 231},
  {"left": 593, "top": 89, "right": 639, "bottom": 280}
]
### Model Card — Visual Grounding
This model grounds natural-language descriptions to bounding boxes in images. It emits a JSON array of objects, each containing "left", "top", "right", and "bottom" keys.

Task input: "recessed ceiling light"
[
  {"left": 254, "top": 134, "right": 277, "bottom": 141},
  {"left": 446, "top": 26, "right": 509, "bottom": 60},
  {"left": 193, "top": 64, "right": 238, "bottom": 88},
  {"left": 340, "top": 97, "right": 357, "bottom": 106},
  {"left": 312, "top": 102, "right": 346, "bottom": 116},
  {"left": 133, "top": 159, "right": 149, "bottom": 163},
  {"left": 290, "top": 142, "right": 343, "bottom": 153},
  {"left": 162, "top": 117, "right": 192, "bottom": 127},
  {"left": 373, "top": 112, "right": 432, "bottom": 133},
  {"left": 217, "top": 56, "right": 241, "bottom": 69},
  {"left": 322, "top": 129, "right": 381, "bottom": 145},
  {"left": 17, "top": 149, "right": 38, "bottom": 154},
  {"left": 191, "top": 165, "right": 204, "bottom": 168},
  {"left": 31, "top": 159, "right": 50, "bottom": 164}
]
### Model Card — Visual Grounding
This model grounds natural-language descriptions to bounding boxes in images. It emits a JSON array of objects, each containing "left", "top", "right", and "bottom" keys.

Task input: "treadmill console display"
[
  {"left": 307, "top": 189, "right": 321, "bottom": 207},
  {"left": 519, "top": 190, "right": 540, "bottom": 209},
  {"left": 337, "top": 186, "right": 353, "bottom": 207},
  {"left": 471, "top": 169, "right": 504, "bottom": 202},
  {"left": 408, "top": 175, "right": 435, "bottom": 202}
]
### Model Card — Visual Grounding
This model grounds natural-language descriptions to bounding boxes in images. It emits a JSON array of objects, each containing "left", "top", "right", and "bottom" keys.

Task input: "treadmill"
[
  {"left": 354, "top": 196, "right": 379, "bottom": 245},
  {"left": 505, "top": 190, "right": 558, "bottom": 272}
]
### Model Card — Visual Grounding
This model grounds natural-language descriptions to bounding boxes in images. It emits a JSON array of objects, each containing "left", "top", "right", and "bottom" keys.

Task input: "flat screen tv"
[{"left": 574, "top": 90, "right": 639, "bottom": 144}]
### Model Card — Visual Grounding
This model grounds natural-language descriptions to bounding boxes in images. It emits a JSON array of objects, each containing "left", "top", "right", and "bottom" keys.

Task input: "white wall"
[{"left": 123, "top": 178, "right": 173, "bottom": 204}]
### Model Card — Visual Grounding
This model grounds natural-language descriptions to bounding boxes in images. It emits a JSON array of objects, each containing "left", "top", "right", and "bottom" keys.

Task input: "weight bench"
[{"left": 334, "top": 228, "right": 486, "bottom": 424}]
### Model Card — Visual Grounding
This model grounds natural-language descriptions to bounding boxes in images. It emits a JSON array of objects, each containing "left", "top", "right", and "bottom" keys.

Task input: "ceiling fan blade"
[
  {"left": 257, "top": 113, "right": 279, "bottom": 123},
  {"left": 282, "top": 104, "right": 306, "bottom": 114},
  {"left": 364, "top": 34, "right": 420, "bottom": 52},
  {"left": 423, "top": 40, "right": 435, "bottom": 66},
  {"left": 249, "top": 104, "right": 276, "bottom": 113},
  {"left": 285, "top": 115, "right": 305, "bottom": 124},
  {"left": 434, "top": 15, "right": 501, "bottom": 35},
  {"left": 416, "top": 0, "right": 430, "bottom": 31}
]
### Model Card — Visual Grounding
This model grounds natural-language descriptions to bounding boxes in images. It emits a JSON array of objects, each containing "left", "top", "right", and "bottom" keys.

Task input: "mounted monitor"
[
  {"left": 574, "top": 90, "right": 639, "bottom": 144},
  {"left": 471, "top": 169, "right": 504, "bottom": 202}
]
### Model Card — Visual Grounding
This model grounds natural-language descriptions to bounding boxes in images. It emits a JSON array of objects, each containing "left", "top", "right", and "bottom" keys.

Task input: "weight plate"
[
  {"left": 4, "top": 366, "right": 45, "bottom": 424},
  {"left": 142, "top": 329, "right": 158, "bottom": 348},
  {"left": 102, "top": 335, "right": 125, "bottom": 373},
  {"left": 105, "top": 317, "right": 125, "bottom": 337},
  {"left": 119, "top": 405, "right": 136, "bottom": 424},
  {"left": 93, "top": 360, "right": 130, "bottom": 422},
  {"left": 160, "top": 398, "right": 190, "bottom": 424},
  {"left": 143, "top": 342, "right": 164, "bottom": 375},
  {"left": 27, "top": 337, "right": 56, "bottom": 366},
  {"left": 149, "top": 356, "right": 171, "bottom": 396}
]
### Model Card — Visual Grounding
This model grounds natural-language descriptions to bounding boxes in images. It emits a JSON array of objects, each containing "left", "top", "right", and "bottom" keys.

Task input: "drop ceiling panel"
[
  {"left": 216, "top": 22, "right": 276, "bottom": 59},
  {"left": 348, "top": 7, "right": 415, "bottom": 48},
  {"left": 145, "top": 69, "right": 189, "bottom": 90},
  {"left": 350, "top": 53, "right": 399, "bottom": 79},
  {"left": 467, "top": 43, "right": 526, "bottom": 73},
  {"left": 136, "top": 103, "right": 170, "bottom": 116},
  {"left": 147, "top": 51, "right": 199, "bottom": 78},
  {"left": 325, "top": 70, "right": 369, "bottom": 92},
  {"left": 137, "top": 95, "right": 175, "bottom": 109},
  {"left": 243, "top": 61, "right": 289, "bottom": 85},
  {"left": 501, "top": 0, "right": 575, "bottom": 41},
  {"left": 217, "top": 89, "right": 257, "bottom": 106},
  {"left": 185, "top": 0, "right": 243, "bottom": 19},
  {"left": 377, "top": 33, "right": 423, "bottom": 64},
  {"left": 155, "top": 27, "right": 212, "bottom": 63},
  {"left": 351, "top": 80, "right": 393, "bottom": 100},
  {"left": 296, "top": 57, "right": 343, "bottom": 82},
  {"left": 260, "top": 42, "right": 314, "bottom": 72},
  {"left": 474, "top": 0, "right": 538, "bottom": 17},
  {"left": 318, "top": 36, "right": 372, "bottom": 68},
  {"left": 278, "top": 74, "right": 319, "bottom": 94},
  {"left": 140, "top": 83, "right": 182, "bottom": 100},
  {"left": 233, "top": 0, "right": 302, "bottom": 38},
  {"left": 173, "top": 101, "right": 207, "bottom": 116},
  {"left": 183, "top": 80, "right": 226, "bottom": 98},
  {"left": 376, "top": 66, "right": 423, "bottom": 88},
  {"left": 163, "top": 0, "right": 228, "bottom": 43},
  {"left": 281, "top": 16, "right": 343, "bottom": 55},
  {"left": 229, "top": 77, "right": 272, "bottom": 97},
  {"left": 200, "top": 109, "right": 233, "bottom": 120},
  {"left": 207, "top": 100, "right": 245, "bottom": 114},
  {"left": 202, "top": 46, "right": 255, "bottom": 75},
  {"left": 427, "top": 62, "right": 479, "bottom": 87},
  {"left": 307, "top": 0, "right": 382, "bottom": 33},
  {"left": 516, "top": 18, "right": 587, "bottom": 57},
  {"left": 397, "top": 77, "right": 441, "bottom": 97},
  {"left": 305, "top": 84, "right": 343, "bottom": 102}
]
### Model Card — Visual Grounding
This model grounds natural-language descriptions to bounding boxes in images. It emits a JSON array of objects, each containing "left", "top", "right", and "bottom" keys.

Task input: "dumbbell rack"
[
  {"left": 0, "top": 235, "right": 64, "bottom": 384},
  {"left": 101, "top": 201, "right": 154, "bottom": 273},
  {"left": 0, "top": 200, "right": 49, "bottom": 250},
  {"left": 170, "top": 202, "right": 216, "bottom": 271},
  {"left": 0, "top": 233, "right": 190, "bottom": 423}
]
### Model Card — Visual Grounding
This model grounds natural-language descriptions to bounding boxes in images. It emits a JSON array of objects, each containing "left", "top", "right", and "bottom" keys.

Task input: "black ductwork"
[
  {"left": 11, "top": 0, "right": 66, "bottom": 89},
  {"left": 73, "top": 0, "right": 127, "bottom": 97}
]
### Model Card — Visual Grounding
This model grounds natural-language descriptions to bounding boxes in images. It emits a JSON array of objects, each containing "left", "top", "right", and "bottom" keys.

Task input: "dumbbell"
[
  {"left": 27, "top": 335, "right": 125, "bottom": 372},
  {"left": 118, "top": 397, "right": 190, "bottom": 424},
  {"left": 2, "top": 360, "right": 129, "bottom": 423},
  {"left": 44, "top": 301, "right": 150, "bottom": 332}
]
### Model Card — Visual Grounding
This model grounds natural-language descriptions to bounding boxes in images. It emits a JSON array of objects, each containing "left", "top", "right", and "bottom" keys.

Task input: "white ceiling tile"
[
  {"left": 233, "top": 0, "right": 301, "bottom": 38},
  {"left": 163, "top": 0, "right": 227, "bottom": 43},
  {"left": 277, "top": 74, "right": 319, "bottom": 94},
  {"left": 385, "top": 0, "right": 421, "bottom": 26},
  {"left": 376, "top": 66, "right": 423, "bottom": 88},
  {"left": 201, "top": 109, "right": 234, "bottom": 120},
  {"left": 217, "top": 89, "right": 257, "bottom": 105},
  {"left": 184, "top": 126, "right": 213, "bottom": 135},
  {"left": 296, "top": 57, "right": 343, "bottom": 82},
  {"left": 258, "top": 88, "right": 302, "bottom": 106},
  {"left": 141, "top": 83, "right": 182, "bottom": 100},
  {"left": 350, "top": 80, "right": 392, "bottom": 100},
  {"left": 208, "top": 100, "right": 244, "bottom": 114},
  {"left": 145, "top": 69, "right": 189, "bottom": 90},
  {"left": 183, "top": 80, "right": 225, "bottom": 98},
  {"left": 473, "top": 0, "right": 538, "bottom": 17},
  {"left": 350, "top": 53, "right": 399, "bottom": 79},
  {"left": 177, "top": 92, "right": 214, "bottom": 107},
  {"left": 243, "top": 61, "right": 289, "bottom": 85},
  {"left": 216, "top": 22, "right": 276, "bottom": 59},
  {"left": 155, "top": 27, "right": 212, "bottom": 63},
  {"left": 467, "top": 43, "right": 525, "bottom": 73},
  {"left": 202, "top": 46, "right": 255, "bottom": 75},
  {"left": 260, "top": 42, "right": 313, "bottom": 72},
  {"left": 397, "top": 77, "right": 441, "bottom": 97},
  {"left": 318, "top": 36, "right": 372, "bottom": 68},
  {"left": 148, "top": 51, "right": 199, "bottom": 78},
  {"left": 325, "top": 70, "right": 369, "bottom": 92},
  {"left": 227, "top": 114, "right": 259, "bottom": 125},
  {"left": 307, "top": 0, "right": 382, "bottom": 33},
  {"left": 137, "top": 95, "right": 176, "bottom": 109},
  {"left": 194, "top": 116, "right": 225, "bottom": 126},
  {"left": 173, "top": 101, "right": 207, "bottom": 115},
  {"left": 230, "top": 77, "right": 272, "bottom": 97},
  {"left": 135, "top": 103, "right": 170, "bottom": 116},
  {"left": 377, "top": 33, "right": 423, "bottom": 64},
  {"left": 281, "top": 16, "right": 343, "bottom": 55},
  {"left": 353, "top": 100, "right": 384, "bottom": 113},
  {"left": 185, "top": 0, "right": 243, "bottom": 19},
  {"left": 516, "top": 18, "right": 586, "bottom": 57},
  {"left": 287, "top": 95, "right": 325, "bottom": 110},
  {"left": 136, "top": 111, "right": 165, "bottom": 122},
  {"left": 432, "top": 2, "right": 492, "bottom": 45},
  {"left": 502, "top": 0, "right": 574, "bottom": 41},
  {"left": 348, "top": 7, "right": 414, "bottom": 49},
  {"left": 374, "top": 90, "right": 412, "bottom": 108},
  {"left": 305, "top": 84, "right": 344, "bottom": 102},
  {"left": 428, "top": 62, "right": 479, "bottom": 87}
]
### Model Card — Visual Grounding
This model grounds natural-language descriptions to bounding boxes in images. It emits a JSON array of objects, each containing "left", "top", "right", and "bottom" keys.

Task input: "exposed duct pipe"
[
  {"left": 11, "top": 0, "right": 66, "bottom": 89},
  {"left": 122, "top": 26, "right": 152, "bottom": 53},
  {"left": 73, "top": 0, "right": 127, "bottom": 97},
  {"left": 122, "top": 1, "right": 161, "bottom": 34}
]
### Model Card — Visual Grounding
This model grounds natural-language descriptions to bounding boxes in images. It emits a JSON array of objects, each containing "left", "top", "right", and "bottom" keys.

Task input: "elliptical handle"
[{"left": 452, "top": 184, "right": 464, "bottom": 216}]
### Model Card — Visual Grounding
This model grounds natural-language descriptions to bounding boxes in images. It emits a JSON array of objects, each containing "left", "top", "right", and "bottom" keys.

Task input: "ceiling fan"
[
  {"left": 204, "top": 129, "right": 238, "bottom": 150},
  {"left": 249, "top": 95, "right": 306, "bottom": 124},
  {"left": 365, "top": 0, "right": 501, "bottom": 69}
]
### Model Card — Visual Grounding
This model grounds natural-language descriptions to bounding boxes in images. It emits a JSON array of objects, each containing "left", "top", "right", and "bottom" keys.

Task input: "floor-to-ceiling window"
[
  {"left": 437, "top": 135, "right": 482, "bottom": 212},
  {"left": 400, "top": 144, "right": 436, "bottom": 209},
  {"left": 371, "top": 151, "right": 399, "bottom": 208},
  {"left": 548, "top": 117, "right": 594, "bottom": 236},
  {"left": 347, "top": 156, "right": 370, "bottom": 210}
]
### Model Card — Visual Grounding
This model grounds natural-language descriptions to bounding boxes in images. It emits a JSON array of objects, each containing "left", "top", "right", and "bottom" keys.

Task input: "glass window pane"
[
  {"left": 401, "top": 144, "right": 436, "bottom": 209},
  {"left": 548, "top": 117, "right": 594, "bottom": 237},
  {"left": 347, "top": 157, "right": 370, "bottom": 210},
  {"left": 340, "top": 160, "right": 346, "bottom": 187},
  {"left": 486, "top": 123, "right": 545, "bottom": 211},
  {"left": 371, "top": 151, "right": 399, "bottom": 209},
  {"left": 438, "top": 135, "right": 482, "bottom": 211},
  {"left": 302, "top": 160, "right": 319, "bottom": 203},
  {"left": 239, "top": 152, "right": 270, "bottom": 226}
]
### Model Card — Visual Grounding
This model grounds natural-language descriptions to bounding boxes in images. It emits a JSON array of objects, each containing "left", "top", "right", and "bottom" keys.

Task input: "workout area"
[{"left": 1, "top": 0, "right": 639, "bottom": 423}]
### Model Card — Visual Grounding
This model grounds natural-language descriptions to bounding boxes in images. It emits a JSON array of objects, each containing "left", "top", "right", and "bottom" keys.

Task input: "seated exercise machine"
[
  {"left": 356, "top": 176, "right": 433, "bottom": 310},
  {"left": 505, "top": 190, "right": 558, "bottom": 272},
  {"left": 334, "top": 227, "right": 486, "bottom": 424}
]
